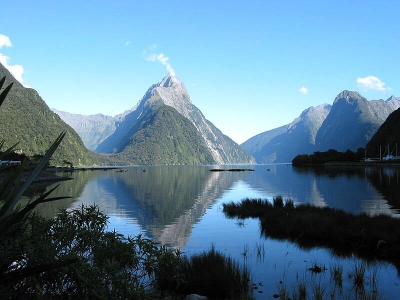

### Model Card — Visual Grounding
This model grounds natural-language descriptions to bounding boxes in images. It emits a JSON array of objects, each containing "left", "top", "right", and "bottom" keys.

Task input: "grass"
[
  {"left": 223, "top": 196, "right": 400, "bottom": 272},
  {"left": 276, "top": 261, "right": 381, "bottom": 300},
  {"left": 331, "top": 263, "right": 343, "bottom": 290},
  {"left": 177, "top": 246, "right": 252, "bottom": 300}
]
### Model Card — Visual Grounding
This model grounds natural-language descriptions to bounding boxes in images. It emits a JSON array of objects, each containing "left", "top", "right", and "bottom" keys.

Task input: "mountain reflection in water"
[
  {"left": 31, "top": 164, "right": 400, "bottom": 247},
  {"left": 28, "top": 164, "right": 400, "bottom": 299}
]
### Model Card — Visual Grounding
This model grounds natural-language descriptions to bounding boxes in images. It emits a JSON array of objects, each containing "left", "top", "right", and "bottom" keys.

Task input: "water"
[{"left": 32, "top": 164, "right": 400, "bottom": 299}]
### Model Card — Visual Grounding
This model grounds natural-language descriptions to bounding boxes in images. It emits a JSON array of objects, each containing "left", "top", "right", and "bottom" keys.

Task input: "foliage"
[
  {"left": 292, "top": 148, "right": 365, "bottom": 165},
  {"left": 0, "top": 205, "right": 185, "bottom": 298}
]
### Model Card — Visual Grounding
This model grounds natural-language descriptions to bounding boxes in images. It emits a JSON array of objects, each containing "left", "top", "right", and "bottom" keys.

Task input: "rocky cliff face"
[
  {"left": 134, "top": 75, "right": 254, "bottom": 164},
  {"left": 242, "top": 104, "right": 331, "bottom": 163},
  {"left": 315, "top": 91, "right": 400, "bottom": 152}
]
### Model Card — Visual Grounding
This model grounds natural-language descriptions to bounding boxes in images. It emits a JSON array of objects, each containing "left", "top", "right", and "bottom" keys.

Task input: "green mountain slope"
[
  {"left": 112, "top": 105, "right": 215, "bottom": 165},
  {"left": 0, "top": 63, "right": 95, "bottom": 166}
]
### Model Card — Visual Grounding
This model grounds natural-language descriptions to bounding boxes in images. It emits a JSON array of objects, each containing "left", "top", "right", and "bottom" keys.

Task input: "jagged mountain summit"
[
  {"left": 243, "top": 91, "right": 400, "bottom": 163},
  {"left": 315, "top": 91, "right": 400, "bottom": 152},
  {"left": 58, "top": 74, "right": 255, "bottom": 165},
  {"left": 242, "top": 104, "right": 331, "bottom": 163}
]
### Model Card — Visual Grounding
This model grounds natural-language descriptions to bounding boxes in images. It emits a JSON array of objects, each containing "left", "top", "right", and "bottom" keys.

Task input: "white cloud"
[
  {"left": 145, "top": 52, "right": 176, "bottom": 77},
  {"left": 0, "top": 34, "right": 25, "bottom": 84},
  {"left": 0, "top": 34, "right": 12, "bottom": 48},
  {"left": 125, "top": 41, "right": 131, "bottom": 46},
  {"left": 299, "top": 87, "right": 308, "bottom": 94},
  {"left": 357, "top": 76, "right": 390, "bottom": 92}
]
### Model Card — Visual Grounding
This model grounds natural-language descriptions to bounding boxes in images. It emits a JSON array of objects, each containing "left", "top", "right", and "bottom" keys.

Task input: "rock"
[{"left": 184, "top": 294, "right": 208, "bottom": 300}]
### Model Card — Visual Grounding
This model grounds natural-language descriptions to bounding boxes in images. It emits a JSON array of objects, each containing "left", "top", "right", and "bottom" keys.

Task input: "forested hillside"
[
  {"left": 112, "top": 105, "right": 215, "bottom": 165},
  {"left": 0, "top": 63, "right": 95, "bottom": 166}
]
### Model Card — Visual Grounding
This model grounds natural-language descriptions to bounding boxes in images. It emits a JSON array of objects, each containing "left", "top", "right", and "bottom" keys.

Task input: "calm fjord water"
[{"left": 37, "top": 164, "right": 400, "bottom": 298}]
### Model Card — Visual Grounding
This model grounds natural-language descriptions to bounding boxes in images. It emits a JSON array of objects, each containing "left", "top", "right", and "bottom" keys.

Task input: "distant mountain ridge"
[
  {"left": 51, "top": 109, "right": 119, "bottom": 151},
  {"left": 242, "top": 104, "right": 331, "bottom": 163},
  {"left": 242, "top": 91, "right": 400, "bottom": 163},
  {"left": 55, "top": 74, "right": 255, "bottom": 165}
]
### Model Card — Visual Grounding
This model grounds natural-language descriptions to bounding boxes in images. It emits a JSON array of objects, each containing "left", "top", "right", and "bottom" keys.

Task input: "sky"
[{"left": 0, "top": 1, "right": 399, "bottom": 144}]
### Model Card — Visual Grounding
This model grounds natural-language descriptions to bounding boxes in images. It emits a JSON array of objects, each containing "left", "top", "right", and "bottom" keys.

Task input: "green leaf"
[
  {"left": 0, "top": 81, "right": 13, "bottom": 107},
  {"left": 2, "top": 132, "right": 66, "bottom": 215}
]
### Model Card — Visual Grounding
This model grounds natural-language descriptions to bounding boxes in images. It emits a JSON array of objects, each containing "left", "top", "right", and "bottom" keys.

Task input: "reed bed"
[{"left": 223, "top": 196, "right": 400, "bottom": 272}]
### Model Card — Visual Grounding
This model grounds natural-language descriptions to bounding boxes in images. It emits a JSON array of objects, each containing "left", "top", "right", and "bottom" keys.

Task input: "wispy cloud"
[
  {"left": 299, "top": 86, "right": 308, "bottom": 95},
  {"left": 145, "top": 53, "right": 176, "bottom": 77},
  {"left": 143, "top": 45, "right": 176, "bottom": 77},
  {"left": 0, "top": 34, "right": 25, "bottom": 84},
  {"left": 357, "top": 76, "right": 390, "bottom": 92}
]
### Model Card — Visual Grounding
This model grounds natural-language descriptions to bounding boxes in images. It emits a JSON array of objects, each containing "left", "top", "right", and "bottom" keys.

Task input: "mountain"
[
  {"left": 315, "top": 91, "right": 400, "bottom": 152},
  {"left": 243, "top": 91, "right": 400, "bottom": 163},
  {"left": 366, "top": 99, "right": 400, "bottom": 158},
  {"left": 110, "top": 105, "right": 215, "bottom": 165},
  {"left": 52, "top": 109, "right": 122, "bottom": 151},
  {"left": 242, "top": 104, "right": 331, "bottom": 163},
  {"left": 86, "top": 74, "right": 254, "bottom": 165},
  {"left": 0, "top": 63, "right": 95, "bottom": 166}
]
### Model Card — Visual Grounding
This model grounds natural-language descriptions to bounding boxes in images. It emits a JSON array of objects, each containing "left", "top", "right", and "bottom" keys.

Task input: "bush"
[{"left": 1, "top": 205, "right": 185, "bottom": 299}]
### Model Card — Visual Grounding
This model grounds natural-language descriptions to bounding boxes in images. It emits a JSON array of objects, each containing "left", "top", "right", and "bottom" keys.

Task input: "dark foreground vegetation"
[
  {"left": 223, "top": 197, "right": 400, "bottom": 273},
  {"left": 1, "top": 205, "right": 252, "bottom": 299},
  {"left": 0, "top": 77, "right": 252, "bottom": 299},
  {"left": 292, "top": 148, "right": 365, "bottom": 165}
]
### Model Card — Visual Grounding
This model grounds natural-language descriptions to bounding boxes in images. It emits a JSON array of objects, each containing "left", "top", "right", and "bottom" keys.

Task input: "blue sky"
[{"left": 0, "top": 1, "right": 398, "bottom": 144}]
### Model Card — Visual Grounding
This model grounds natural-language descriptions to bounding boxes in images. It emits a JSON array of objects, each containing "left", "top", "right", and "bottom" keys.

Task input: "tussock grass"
[
  {"left": 177, "top": 246, "right": 252, "bottom": 300},
  {"left": 223, "top": 197, "right": 400, "bottom": 272}
]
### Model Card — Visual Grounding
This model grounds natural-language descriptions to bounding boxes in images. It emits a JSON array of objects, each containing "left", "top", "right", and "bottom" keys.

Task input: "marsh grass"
[
  {"left": 297, "top": 282, "right": 307, "bottom": 300},
  {"left": 331, "top": 263, "right": 344, "bottom": 293},
  {"left": 223, "top": 197, "right": 400, "bottom": 271},
  {"left": 276, "top": 261, "right": 381, "bottom": 300},
  {"left": 350, "top": 261, "right": 366, "bottom": 289},
  {"left": 255, "top": 242, "right": 265, "bottom": 262},
  {"left": 178, "top": 246, "right": 252, "bottom": 299}
]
